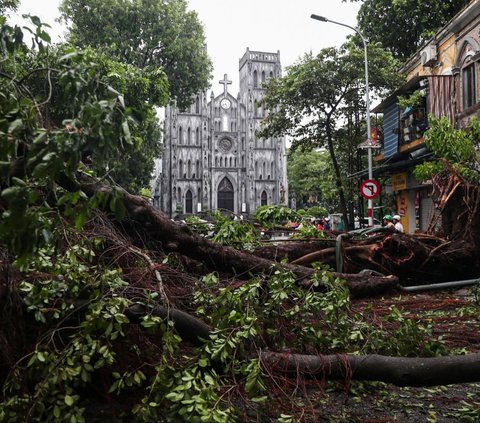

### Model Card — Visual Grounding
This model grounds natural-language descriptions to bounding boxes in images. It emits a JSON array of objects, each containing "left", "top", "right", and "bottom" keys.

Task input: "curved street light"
[{"left": 311, "top": 14, "right": 375, "bottom": 227}]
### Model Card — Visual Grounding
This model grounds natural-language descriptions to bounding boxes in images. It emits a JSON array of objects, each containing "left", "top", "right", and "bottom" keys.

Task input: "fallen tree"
[{"left": 261, "top": 351, "right": 480, "bottom": 387}]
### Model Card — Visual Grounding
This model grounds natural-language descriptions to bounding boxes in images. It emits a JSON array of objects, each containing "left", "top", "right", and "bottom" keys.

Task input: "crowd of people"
[{"left": 287, "top": 214, "right": 405, "bottom": 233}]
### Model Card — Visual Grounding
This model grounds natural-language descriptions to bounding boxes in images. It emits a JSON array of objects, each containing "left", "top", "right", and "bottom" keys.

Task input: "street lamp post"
[{"left": 311, "top": 14, "right": 375, "bottom": 227}]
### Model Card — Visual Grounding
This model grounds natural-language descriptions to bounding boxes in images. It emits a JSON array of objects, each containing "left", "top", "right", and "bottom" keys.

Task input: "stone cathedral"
[{"left": 154, "top": 48, "right": 288, "bottom": 217}]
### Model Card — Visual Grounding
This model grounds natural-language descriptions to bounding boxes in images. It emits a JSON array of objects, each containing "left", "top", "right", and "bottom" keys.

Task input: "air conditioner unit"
[{"left": 421, "top": 45, "right": 437, "bottom": 67}]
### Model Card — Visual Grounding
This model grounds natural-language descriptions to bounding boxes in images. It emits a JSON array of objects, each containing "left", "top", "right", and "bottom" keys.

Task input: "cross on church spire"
[{"left": 219, "top": 73, "right": 232, "bottom": 97}]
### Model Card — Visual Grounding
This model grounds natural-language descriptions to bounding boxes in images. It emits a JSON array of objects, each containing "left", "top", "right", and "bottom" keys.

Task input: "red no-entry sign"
[{"left": 360, "top": 179, "right": 381, "bottom": 200}]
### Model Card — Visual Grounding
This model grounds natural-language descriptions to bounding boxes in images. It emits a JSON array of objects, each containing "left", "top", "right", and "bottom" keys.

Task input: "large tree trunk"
[{"left": 261, "top": 351, "right": 480, "bottom": 387}]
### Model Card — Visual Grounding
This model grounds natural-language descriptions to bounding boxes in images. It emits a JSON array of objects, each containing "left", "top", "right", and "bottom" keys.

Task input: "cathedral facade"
[{"left": 154, "top": 48, "right": 288, "bottom": 217}]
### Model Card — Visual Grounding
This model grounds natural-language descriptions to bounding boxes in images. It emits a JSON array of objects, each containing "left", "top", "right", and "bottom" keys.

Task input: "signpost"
[{"left": 360, "top": 179, "right": 380, "bottom": 200}]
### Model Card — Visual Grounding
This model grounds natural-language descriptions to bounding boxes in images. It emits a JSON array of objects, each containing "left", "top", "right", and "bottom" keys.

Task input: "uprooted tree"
[{"left": 1, "top": 15, "right": 480, "bottom": 423}]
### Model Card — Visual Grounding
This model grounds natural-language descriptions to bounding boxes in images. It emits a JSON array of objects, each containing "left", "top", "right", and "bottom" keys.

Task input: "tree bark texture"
[{"left": 261, "top": 351, "right": 480, "bottom": 387}]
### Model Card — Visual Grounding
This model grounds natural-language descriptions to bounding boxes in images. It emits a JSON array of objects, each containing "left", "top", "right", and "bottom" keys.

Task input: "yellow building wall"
[{"left": 406, "top": 34, "right": 457, "bottom": 81}]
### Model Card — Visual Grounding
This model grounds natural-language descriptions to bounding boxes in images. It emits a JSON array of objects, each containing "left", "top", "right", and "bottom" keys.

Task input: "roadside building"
[{"left": 371, "top": 0, "right": 480, "bottom": 233}]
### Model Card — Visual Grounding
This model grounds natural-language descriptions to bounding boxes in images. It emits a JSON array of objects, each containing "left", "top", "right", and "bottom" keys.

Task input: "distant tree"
[
  {"left": 258, "top": 41, "right": 401, "bottom": 226},
  {"left": 342, "top": 0, "right": 469, "bottom": 60},
  {"left": 288, "top": 149, "right": 339, "bottom": 212},
  {"left": 59, "top": 0, "right": 212, "bottom": 108}
]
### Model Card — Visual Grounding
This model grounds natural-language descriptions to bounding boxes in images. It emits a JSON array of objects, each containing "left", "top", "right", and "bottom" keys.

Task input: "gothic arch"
[
  {"left": 217, "top": 177, "right": 234, "bottom": 212},
  {"left": 455, "top": 37, "right": 480, "bottom": 111},
  {"left": 179, "top": 160, "right": 184, "bottom": 178},
  {"left": 178, "top": 126, "right": 183, "bottom": 144},
  {"left": 196, "top": 127, "right": 200, "bottom": 145},
  {"left": 185, "top": 190, "right": 193, "bottom": 214},
  {"left": 455, "top": 37, "right": 480, "bottom": 69},
  {"left": 253, "top": 70, "right": 258, "bottom": 87},
  {"left": 187, "top": 127, "right": 191, "bottom": 145},
  {"left": 195, "top": 96, "right": 200, "bottom": 114},
  {"left": 261, "top": 190, "right": 268, "bottom": 206},
  {"left": 261, "top": 70, "right": 266, "bottom": 84}
]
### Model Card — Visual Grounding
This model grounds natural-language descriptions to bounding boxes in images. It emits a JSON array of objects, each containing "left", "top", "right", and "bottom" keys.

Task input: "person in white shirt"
[{"left": 392, "top": 214, "right": 404, "bottom": 233}]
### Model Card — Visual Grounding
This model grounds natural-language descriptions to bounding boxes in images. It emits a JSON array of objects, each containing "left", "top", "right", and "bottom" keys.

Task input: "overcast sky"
[{"left": 13, "top": 0, "right": 361, "bottom": 95}]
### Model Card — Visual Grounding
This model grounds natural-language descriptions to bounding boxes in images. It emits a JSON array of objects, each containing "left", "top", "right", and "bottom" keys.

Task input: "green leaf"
[
  {"left": 39, "top": 31, "right": 51, "bottom": 43},
  {"left": 165, "top": 392, "right": 184, "bottom": 402},
  {"left": 11, "top": 177, "right": 27, "bottom": 187},
  {"left": 64, "top": 395, "right": 74, "bottom": 406},
  {"left": 60, "top": 51, "right": 79, "bottom": 62},
  {"left": 8, "top": 119, "right": 23, "bottom": 134},
  {"left": 30, "top": 16, "right": 42, "bottom": 27}
]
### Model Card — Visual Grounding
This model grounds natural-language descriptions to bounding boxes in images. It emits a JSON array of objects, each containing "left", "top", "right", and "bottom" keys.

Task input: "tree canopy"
[
  {"left": 57, "top": 0, "right": 212, "bottom": 191},
  {"left": 0, "top": 0, "right": 18, "bottom": 14},
  {"left": 343, "top": 0, "right": 470, "bottom": 61},
  {"left": 288, "top": 149, "right": 339, "bottom": 211},
  {"left": 258, "top": 40, "right": 402, "bottom": 226},
  {"left": 59, "top": 0, "right": 212, "bottom": 108}
]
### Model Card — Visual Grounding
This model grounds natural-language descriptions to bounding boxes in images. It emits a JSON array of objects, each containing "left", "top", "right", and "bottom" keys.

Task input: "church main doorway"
[{"left": 217, "top": 177, "right": 234, "bottom": 212}]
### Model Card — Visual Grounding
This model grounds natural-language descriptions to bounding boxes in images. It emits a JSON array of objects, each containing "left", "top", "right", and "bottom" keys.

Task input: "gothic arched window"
[
  {"left": 269, "top": 71, "right": 274, "bottom": 79},
  {"left": 196, "top": 160, "right": 200, "bottom": 178},
  {"left": 196, "top": 127, "right": 200, "bottom": 145},
  {"left": 185, "top": 190, "right": 193, "bottom": 214},
  {"left": 179, "top": 160, "right": 183, "bottom": 178},
  {"left": 177, "top": 187, "right": 181, "bottom": 203},
  {"left": 261, "top": 191, "right": 268, "bottom": 206},
  {"left": 187, "top": 160, "right": 191, "bottom": 178},
  {"left": 253, "top": 70, "right": 258, "bottom": 87},
  {"left": 195, "top": 96, "right": 200, "bottom": 114},
  {"left": 261, "top": 71, "right": 266, "bottom": 84},
  {"left": 178, "top": 126, "right": 183, "bottom": 144},
  {"left": 217, "top": 177, "right": 234, "bottom": 212},
  {"left": 187, "top": 127, "right": 191, "bottom": 145}
]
